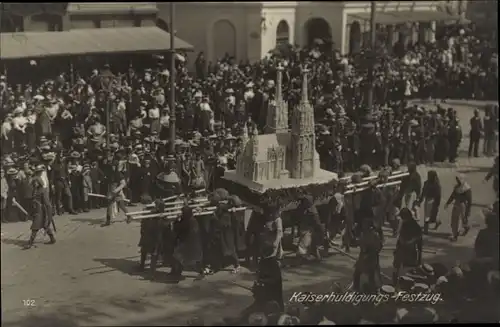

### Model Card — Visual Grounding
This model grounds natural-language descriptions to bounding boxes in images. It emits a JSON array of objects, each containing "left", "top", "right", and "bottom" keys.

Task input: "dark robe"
[
  {"left": 36, "top": 110, "right": 52, "bottom": 137},
  {"left": 394, "top": 218, "right": 423, "bottom": 268},
  {"left": 215, "top": 205, "right": 237, "bottom": 258},
  {"left": 254, "top": 256, "right": 284, "bottom": 311},
  {"left": 139, "top": 217, "right": 165, "bottom": 256},
  {"left": 30, "top": 176, "right": 53, "bottom": 231},
  {"left": 353, "top": 228, "right": 382, "bottom": 293}
]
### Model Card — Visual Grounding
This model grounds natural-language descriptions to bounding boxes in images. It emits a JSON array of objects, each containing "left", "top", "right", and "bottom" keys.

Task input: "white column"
[
  {"left": 428, "top": 21, "right": 436, "bottom": 44},
  {"left": 344, "top": 23, "right": 351, "bottom": 55},
  {"left": 387, "top": 24, "right": 394, "bottom": 53}
]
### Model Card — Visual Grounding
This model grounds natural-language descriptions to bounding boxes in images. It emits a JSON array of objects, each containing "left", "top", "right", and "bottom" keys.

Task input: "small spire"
[
  {"left": 301, "top": 67, "right": 309, "bottom": 103},
  {"left": 242, "top": 123, "right": 248, "bottom": 137},
  {"left": 276, "top": 64, "right": 283, "bottom": 101}
]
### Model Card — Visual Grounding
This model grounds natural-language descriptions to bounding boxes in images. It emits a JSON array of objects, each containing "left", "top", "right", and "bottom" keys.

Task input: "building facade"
[
  {"left": 0, "top": 3, "right": 158, "bottom": 33},
  {"left": 158, "top": 1, "right": 460, "bottom": 65}
]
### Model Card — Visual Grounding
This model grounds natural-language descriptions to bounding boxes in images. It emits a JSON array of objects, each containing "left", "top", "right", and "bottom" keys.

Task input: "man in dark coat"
[
  {"left": 353, "top": 219, "right": 382, "bottom": 293},
  {"left": 448, "top": 117, "right": 462, "bottom": 163},
  {"left": 236, "top": 243, "right": 284, "bottom": 322},
  {"left": 26, "top": 165, "right": 55, "bottom": 249},
  {"left": 468, "top": 109, "right": 483, "bottom": 158},
  {"left": 392, "top": 208, "right": 423, "bottom": 286},
  {"left": 170, "top": 206, "right": 204, "bottom": 280},
  {"left": 133, "top": 199, "right": 167, "bottom": 275}
]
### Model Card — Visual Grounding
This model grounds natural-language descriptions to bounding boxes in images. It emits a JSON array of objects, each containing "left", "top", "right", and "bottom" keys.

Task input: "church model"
[{"left": 223, "top": 66, "right": 338, "bottom": 193}]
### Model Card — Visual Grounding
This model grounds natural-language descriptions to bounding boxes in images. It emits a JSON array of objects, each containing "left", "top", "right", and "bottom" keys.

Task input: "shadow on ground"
[
  {"left": 4, "top": 237, "right": 499, "bottom": 327},
  {"left": 1, "top": 237, "right": 31, "bottom": 249}
]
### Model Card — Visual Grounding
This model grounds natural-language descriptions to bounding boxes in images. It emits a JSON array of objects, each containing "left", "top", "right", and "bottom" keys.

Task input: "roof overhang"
[
  {"left": 347, "top": 10, "right": 466, "bottom": 25},
  {"left": 0, "top": 27, "right": 193, "bottom": 60}
]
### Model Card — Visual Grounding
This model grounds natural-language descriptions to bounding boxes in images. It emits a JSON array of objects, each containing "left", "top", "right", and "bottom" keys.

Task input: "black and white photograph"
[{"left": 0, "top": 1, "right": 498, "bottom": 326}]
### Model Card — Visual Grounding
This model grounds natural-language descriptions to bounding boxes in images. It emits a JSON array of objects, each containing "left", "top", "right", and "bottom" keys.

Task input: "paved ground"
[{"left": 1, "top": 100, "right": 498, "bottom": 326}]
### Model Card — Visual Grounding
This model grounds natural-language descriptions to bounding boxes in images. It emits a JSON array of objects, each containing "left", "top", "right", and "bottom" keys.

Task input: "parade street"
[{"left": 1, "top": 101, "right": 497, "bottom": 326}]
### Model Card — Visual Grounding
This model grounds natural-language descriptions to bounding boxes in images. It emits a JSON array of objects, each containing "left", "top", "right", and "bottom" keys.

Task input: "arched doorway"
[
  {"left": 276, "top": 20, "right": 290, "bottom": 46},
  {"left": 156, "top": 18, "right": 169, "bottom": 32},
  {"left": 0, "top": 13, "right": 24, "bottom": 32},
  {"left": 304, "top": 18, "right": 331, "bottom": 47},
  {"left": 213, "top": 20, "right": 236, "bottom": 62},
  {"left": 31, "top": 13, "right": 63, "bottom": 31},
  {"left": 349, "top": 21, "right": 362, "bottom": 54}
]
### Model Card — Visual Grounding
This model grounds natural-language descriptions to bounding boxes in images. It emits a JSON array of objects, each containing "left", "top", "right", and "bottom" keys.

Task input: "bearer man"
[{"left": 392, "top": 208, "right": 423, "bottom": 287}]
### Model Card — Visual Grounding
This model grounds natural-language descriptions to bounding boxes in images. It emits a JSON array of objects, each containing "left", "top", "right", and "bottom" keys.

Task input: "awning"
[
  {"left": 0, "top": 27, "right": 194, "bottom": 60},
  {"left": 347, "top": 10, "right": 465, "bottom": 25},
  {"left": 67, "top": 2, "right": 158, "bottom": 16}
]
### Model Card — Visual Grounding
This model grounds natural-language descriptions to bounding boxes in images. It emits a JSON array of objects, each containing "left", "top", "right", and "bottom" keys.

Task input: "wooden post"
[
  {"left": 168, "top": 2, "right": 176, "bottom": 155},
  {"left": 366, "top": 1, "right": 376, "bottom": 112},
  {"left": 70, "top": 60, "right": 75, "bottom": 86}
]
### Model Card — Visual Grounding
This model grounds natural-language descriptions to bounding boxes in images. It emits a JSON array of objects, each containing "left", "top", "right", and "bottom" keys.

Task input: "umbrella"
[
  {"left": 175, "top": 53, "right": 186, "bottom": 62},
  {"left": 314, "top": 38, "right": 324, "bottom": 45},
  {"left": 157, "top": 171, "right": 180, "bottom": 184}
]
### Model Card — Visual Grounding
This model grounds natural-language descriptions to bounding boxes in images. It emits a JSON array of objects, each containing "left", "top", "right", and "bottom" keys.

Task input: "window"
[
  {"left": 31, "top": 13, "right": 62, "bottom": 32},
  {"left": 276, "top": 20, "right": 290, "bottom": 46},
  {"left": 1, "top": 13, "right": 24, "bottom": 32},
  {"left": 93, "top": 19, "right": 101, "bottom": 28}
]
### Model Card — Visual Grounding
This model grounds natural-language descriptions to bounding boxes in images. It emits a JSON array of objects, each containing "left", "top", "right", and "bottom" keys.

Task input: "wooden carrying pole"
[
  {"left": 143, "top": 188, "right": 206, "bottom": 209},
  {"left": 128, "top": 200, "right": 211, "bottom": 216},
  {"left": 131, "top": 206, "right": 246, "bottom": 221}
]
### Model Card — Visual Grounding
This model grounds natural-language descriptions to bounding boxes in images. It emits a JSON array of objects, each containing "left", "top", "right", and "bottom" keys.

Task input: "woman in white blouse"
[
  {"left": 12, "top": 107, "right": 27, "bottom": 149},
  {"left": 25, "top": 107, "right": 37, "bottom": 151}
]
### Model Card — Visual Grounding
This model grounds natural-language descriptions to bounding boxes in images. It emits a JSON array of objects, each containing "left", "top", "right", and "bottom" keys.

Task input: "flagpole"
[
  {"left": 366, "top": 1, "right": 376, "bottom": 114},
  {"left": 168, "top": 2, "right": 176, "bottom": 155}
]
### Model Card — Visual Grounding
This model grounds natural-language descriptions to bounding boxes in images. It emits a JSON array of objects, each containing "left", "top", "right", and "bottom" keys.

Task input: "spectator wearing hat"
[
  {"left": 189, "top": 152, "right": 206, "bottom": 191},
  {"left": 81, "top": 164, "right": 92, "bottom": 212},
  {"left": 1, "top": 113, "right": 13, "bottom": 154},
  {"left": 52, "top": 153, "right": 75, "bottom": 215},
  {"left": 1, "top": 168, "right": 8, "bottom": 222},
  {"left": 12, "top": 106, "right": 27, "bottom": 150},
  {"left": 35, "top": 103, "right": 53, "bottom": 138},
  {"left": 468, "top": 109, "right": 483, "bottom": 158},
  {"left": 447, "top": 116, "right": 462, "bottom": 164},
  {"left": 445, "top": 174, "right": 472, "bottom": 242},
  {"left": 138, "top": 155, "right": 157, "bottom": 203},
  {"left": 127, "top": 112, "right": 144, "bottom": 137},
  {"left": 89, "top": 161, "right": 106, "bottom": 209},
  {"left": 69, "top": 153, "right": 84, "bottom": 213},
  {"left": 110, "top": 97, "right": 128, "bottom": 136},
  {"left": 26, "top": 164, "right": 56, "bottom": 249},
  {"left": 159, "top": 106, "right": 170, "bottom": 140}
]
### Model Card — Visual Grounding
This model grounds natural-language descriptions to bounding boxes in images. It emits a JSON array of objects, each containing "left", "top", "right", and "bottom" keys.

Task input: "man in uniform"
[{"left": 25, "top": 165, "right": 55, "bottom": 249}]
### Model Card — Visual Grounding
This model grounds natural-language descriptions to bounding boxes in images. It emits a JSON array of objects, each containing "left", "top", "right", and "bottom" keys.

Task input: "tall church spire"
[
  {"left": 301, "top": 67, "right": 309, "bottom": 103},
  {"left": 265, "top": 63, "right": 288, "bottom": 134},
  {"left": 276, "top": 64, "right": 283, "bottom": 101}
]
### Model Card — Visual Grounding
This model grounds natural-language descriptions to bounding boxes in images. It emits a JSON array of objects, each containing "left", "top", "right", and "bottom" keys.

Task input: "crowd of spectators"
[{"left": 0, "top": 25, "right": 498, "bottom": 223}]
